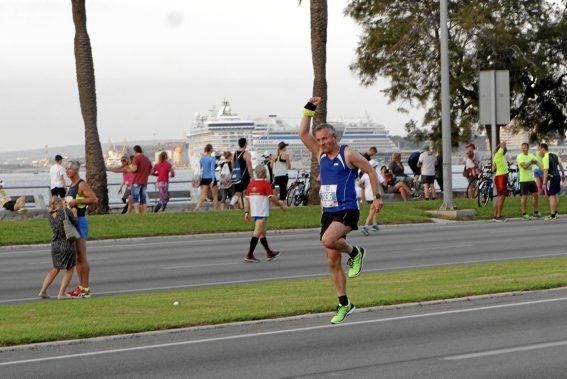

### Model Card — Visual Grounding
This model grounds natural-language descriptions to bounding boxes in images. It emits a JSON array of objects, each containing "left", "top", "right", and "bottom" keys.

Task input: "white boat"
[{"left": 187, "top": 101, "right": 255, "bottom": 168}]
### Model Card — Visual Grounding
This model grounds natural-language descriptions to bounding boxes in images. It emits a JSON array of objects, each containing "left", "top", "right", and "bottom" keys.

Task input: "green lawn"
[
  {"left": 1, "top": 256, "right": 566, "bottom": 346},
  {"left": 1, "top": 196, "right": 565, "bottom": 246}
]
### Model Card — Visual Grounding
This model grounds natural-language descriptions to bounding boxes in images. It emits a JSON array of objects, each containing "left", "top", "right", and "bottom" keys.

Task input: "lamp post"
[{"left": 439, "top": 0, "right": 453, "bottom": 210}]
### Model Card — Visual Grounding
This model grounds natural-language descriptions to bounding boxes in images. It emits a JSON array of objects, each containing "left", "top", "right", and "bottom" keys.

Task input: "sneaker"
[
  {"left": 533, "top": 212, "right": 542, "bottom": 218},
  {"left": 347, "top": 247, "right": 366, "bottom": 278},
  {"left": 243, "top": 255, "right": 261, "bottom": 263},
  {"left": 522, "top": 214, "right": 530, "bottom": 221},
  {"left": 77, "top": 287, "right": 91, "bottom": 298},
  {"left": 371, "top": 224, "right": 380, "bottom": 232},
  {"left": 360, "top": 226, "right": 369, "bottom": 236},
  {"left": 330, "top": 302, "right": 355, "bottom": 324},
  {"left": 66, "top": 286, "right": 81, "bottom": 298},
  {"left": 266, "top": 251, "right": 280, "bottom": 261},
  {"left": 492, "top": 216, "right": 505, "bottom": 222},
  {"left": 545, "top": 215, "right": 558, "bottom": 222}
]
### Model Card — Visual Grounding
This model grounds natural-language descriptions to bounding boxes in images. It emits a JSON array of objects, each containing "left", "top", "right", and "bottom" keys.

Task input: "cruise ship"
[
  {"left": 187, "top": 101, "right": 397, "bottom": 169},
  {"left": 187, "top": 101, "right": 255, "bottom": 168}
]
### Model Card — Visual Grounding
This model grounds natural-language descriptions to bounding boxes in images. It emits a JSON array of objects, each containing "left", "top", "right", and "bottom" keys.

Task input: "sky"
[{"left": 0, "top": 0, "right": 424, "bottom": 153}]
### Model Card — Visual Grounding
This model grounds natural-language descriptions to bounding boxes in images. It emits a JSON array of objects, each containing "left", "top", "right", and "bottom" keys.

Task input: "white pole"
[
  {"left": 491, "top": 70, "right": 497, "bottom": 156},
  {"left": 440, "top": 0, "right": 453, "bottom": 210}
]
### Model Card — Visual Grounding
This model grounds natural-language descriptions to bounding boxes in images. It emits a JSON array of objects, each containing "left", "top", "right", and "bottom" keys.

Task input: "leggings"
[
  {"left": 157, "top": 181, "right": 169, "bottom": 205},
  {"left": 273, "top": 175, "right": 288, "bottom": 201}
]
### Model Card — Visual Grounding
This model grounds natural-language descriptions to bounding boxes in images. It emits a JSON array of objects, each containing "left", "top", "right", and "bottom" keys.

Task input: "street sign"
[{"left": 479, "top": 70, "right": 510, "bottom": 125}]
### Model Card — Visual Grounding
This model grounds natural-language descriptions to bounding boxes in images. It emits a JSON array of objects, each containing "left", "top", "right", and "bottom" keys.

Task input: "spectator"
[
  {"left": 219, "top": 151, "right": 234, "bottom": 210},
  {"left": 38, "top": 196, "right": 76, "bottom": 300},
  {"left": 271, "top": 141, "right": 291, "bottom": 206},
  {"left": 127, "top": 145, "right": 153, "bottom": 214},
  {"left": 0, "top": 179, "right": 27, "bottom": 219},
  {"left": 388, "top": 152, "right": 410, "bottom": 184},
  {"left": 50, "top": 154, "right": 66, "bottom": 198},
  {"left": 378, "top": 166, "right": 410, "bottom": 202},
  {"left": 492, "top": 142, "right": 509, "bottom": 222},
  {"left": 359, "top": 160, "right": 382, "bottom": 235},
  {"left": 435, "top": 149, "right": 443, "bottom": 193},
  {"left": 465, "top": 143, "right": 482, "bottom": 168},
  {"left": 194, "top": 144, "right": 219, "bottom": 211},
  {"left": 516, "top": 142, "right": 542, "bottom": 220},
  {"left": 538, "top": 142, "right": 565, "bottom": 222},
  {"left": 152, "top": 151, "right": 175, "bottom": 212},
  {"left": 418, "top": 144, "right": 437, "bottom": 200},
  {"left": 109, "top": 156, "right": 134, "bottom": 214},
  {"left": 231, "top": 137, "right": 253, "bottom": 209},
  {"left": 464, "top": 149, "right": 480, "bottom": 198}
]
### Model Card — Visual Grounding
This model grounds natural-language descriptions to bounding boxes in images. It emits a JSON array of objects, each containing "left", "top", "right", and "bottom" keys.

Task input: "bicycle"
[
  {"left": 286, "top": 171, "right": 310, "bottom": 207},
  {"left": 507, "top": 163, "right": 520, "bottom": 196},
  {"left": 476, "top": 165, "right": 494, "bottom": 208}
]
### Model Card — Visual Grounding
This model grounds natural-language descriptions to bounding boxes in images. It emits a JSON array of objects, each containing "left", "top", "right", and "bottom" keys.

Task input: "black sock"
[
  {"left": 154, "top": 203, "right": 161, "bottom": 212},
  {"left": 522, "top": 212, "right": 526, "bottom": 216},
  {"left": 121, "top": 205, "right": 128, "bottom": 214},
  {"left": 348, "top": 246, "right": 358, "bottom": 259},
  {"left": 248, "top": 237, "right": 259, "bottom": 255},
  {"left": 552, "top": 211, "right": 558, "bottom": 217},
  {"left": 260, "top": 237, "right": 271, "bottom": 253},
  {"left": 162, "top": 203, "right": 167, "bottom": 211},
  {"left": 338, "top": 295, "right": 349, "bottom": 306}
]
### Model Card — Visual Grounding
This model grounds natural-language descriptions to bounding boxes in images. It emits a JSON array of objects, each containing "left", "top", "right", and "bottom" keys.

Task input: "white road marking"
[
  {"left": 443, "top": 340, "right": 567, "bottom": 360},
  {"left": 1, "top": 296, "right": 566, "bottom": 367}
]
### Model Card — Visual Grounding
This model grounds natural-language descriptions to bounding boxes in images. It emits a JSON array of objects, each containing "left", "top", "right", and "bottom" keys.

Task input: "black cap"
[
  {"left": 278, "top": 141, "right": 289, "bottom": 149},
  {"left": 55, "top": 154, "right": 63, "bottom": 161}
]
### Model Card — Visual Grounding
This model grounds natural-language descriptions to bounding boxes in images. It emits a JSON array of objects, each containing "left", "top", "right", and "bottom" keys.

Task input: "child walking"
[
  {"left": 38, "top": 197, "right": 77, "bottom": 299},
  {"left": 243, "top": 165, "right": 286, "bottom": 263}
]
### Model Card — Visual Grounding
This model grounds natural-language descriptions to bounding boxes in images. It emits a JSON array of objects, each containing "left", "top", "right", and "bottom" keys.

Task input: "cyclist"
[
  {"left": 299, "top": 96, "right": 383, "bottom": 324},
  {"left": 516, "top": 142, "right": 542, "bottom": 220},
  {"left": 492, "top": 142, "right": 509, "bottom": 222}
]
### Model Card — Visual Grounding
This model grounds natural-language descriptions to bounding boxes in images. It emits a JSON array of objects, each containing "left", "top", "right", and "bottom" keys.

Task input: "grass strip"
[
  {"left": 1, "top": 256, "right": 567, "bottom": 346},
  {"left": 1, "top": 197, "right": 565, "bottom": 246}
]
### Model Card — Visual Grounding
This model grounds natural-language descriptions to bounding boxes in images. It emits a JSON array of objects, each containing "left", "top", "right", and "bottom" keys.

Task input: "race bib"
[{"left": 319, "top": 184, "right": 338, "bottom": 208}]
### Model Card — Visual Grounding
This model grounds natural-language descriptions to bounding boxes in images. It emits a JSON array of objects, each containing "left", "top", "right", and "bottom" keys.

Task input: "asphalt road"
[
  {"left": 1, "top": 218, "right": 566, "bottom": 303},
  {"left": 1, "top": 288, "right": 567, "bottom": 378}
]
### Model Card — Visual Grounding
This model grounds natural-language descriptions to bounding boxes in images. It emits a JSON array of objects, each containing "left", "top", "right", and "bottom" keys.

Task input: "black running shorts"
[{"left": 320, "top": 209, "right": 360, "bottom": 240}]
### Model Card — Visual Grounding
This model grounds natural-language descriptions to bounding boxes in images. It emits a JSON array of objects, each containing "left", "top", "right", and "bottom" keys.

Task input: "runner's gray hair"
[
  {"left": 314, "top": 123, "right": 337, "bottom": 137},
  {"left": 66, "top": 160, "right": 81, "bottom": 171},
  {"left": 254, "top": 165, "right": 267, "bottom": 178}
]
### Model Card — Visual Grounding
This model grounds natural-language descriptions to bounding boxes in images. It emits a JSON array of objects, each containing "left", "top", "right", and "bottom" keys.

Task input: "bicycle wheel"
[
  {"left": 466, "top": 179, "right": 478, "bottom": 199},
  {"left": 477, "top": 180, "right": 491, "bottom": 208},
  {"left": 286, "top": 183, "right": 297, "bottom": 207}
]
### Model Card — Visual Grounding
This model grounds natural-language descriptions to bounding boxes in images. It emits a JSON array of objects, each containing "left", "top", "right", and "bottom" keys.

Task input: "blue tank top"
[{"left": 319, "top": 145, "right": 359, "bottom": 212}]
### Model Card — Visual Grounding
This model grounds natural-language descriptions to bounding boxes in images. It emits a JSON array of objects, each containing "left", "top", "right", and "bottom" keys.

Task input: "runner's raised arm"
[{"left": 299, "top": 96, "right": 322, "bottom": 155}]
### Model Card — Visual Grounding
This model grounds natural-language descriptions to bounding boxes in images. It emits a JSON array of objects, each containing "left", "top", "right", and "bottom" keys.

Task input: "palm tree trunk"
[
  {"left": 71, "top": 0, "right": 108, "bottom": 213},
  {"left": 308, "top": 0, "right": 327, "bottom": 204}
]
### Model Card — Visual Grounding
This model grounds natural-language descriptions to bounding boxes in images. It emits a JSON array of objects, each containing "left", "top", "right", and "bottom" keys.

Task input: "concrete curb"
[{"left": 2, "top": 286, "right": 566, "bottom": 352}]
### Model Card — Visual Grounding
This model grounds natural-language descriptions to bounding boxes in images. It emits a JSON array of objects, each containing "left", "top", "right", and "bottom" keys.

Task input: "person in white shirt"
[
  {"left": 50, "top": 155, "right": 66, "bottom": 198},
  {"left": 242, "top": 165, "right": 286, "bottom": 263},
  {"left": 359, "top": 160, "right": 382, "bottom": 235},
  {"left": 418, "top": 145, "right": 438, "bottom": 200}
]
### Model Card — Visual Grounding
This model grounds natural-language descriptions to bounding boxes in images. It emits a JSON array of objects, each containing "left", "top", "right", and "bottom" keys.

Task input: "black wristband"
[{"left": 304, "top": 102, "right": 317, "bottom": 111}]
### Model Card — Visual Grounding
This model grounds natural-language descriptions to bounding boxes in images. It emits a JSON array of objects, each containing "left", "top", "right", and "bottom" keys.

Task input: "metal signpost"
[
  {"left": 479, "top": 70, "right": 511, "bottom": 155},
  {"left": 439, "top": 0, "right": 453, "bottom": 210}
]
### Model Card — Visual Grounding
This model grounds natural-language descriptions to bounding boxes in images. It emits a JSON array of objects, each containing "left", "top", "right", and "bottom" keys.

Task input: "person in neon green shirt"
[
  {"left": 492, "top": 142, "right": 509, "bottom": 221},
  {"left": 516, "top": 142, "right": 541, "bottom": 220}
]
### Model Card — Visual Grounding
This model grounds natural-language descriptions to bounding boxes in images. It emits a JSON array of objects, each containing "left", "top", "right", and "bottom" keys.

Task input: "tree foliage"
[{"left": 346, "top": 0, "right": 566, "bottom": 144}]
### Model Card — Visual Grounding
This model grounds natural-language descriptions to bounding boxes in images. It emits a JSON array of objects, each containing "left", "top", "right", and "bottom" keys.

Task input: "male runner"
[
  {"left": 516, "top": 142, "right": 541, "bottom": 220},
  {"left": 299, "top": 96, "right": 383, "bottom": 324},
  {"left": 538, "top": 143, "right": 565, "bottom": 221}
]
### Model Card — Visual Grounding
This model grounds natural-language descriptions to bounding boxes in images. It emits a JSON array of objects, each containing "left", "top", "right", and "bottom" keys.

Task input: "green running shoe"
[
  {"left": 347, "top": 247, "right": 365, "bottom": 278},
  {"left": 522, "top": 214, "right": 530, "bottom": 221},
  {"left": 330, "top": 303, "right": 355, "bottom": 324}
]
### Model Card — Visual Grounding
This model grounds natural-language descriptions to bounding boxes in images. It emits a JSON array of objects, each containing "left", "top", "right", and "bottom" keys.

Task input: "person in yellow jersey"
[
  {"left": 65, "top": 160, "right": 98, "bottom": 298},
  {"left": 492, "top": 142, "right": 509, "bottom": 222},
  {"left": 516, "top": 143, "right": 542, "bottom": 220},
  {"left": 538, "top": 143, "right": 565, "bottom": 221}
]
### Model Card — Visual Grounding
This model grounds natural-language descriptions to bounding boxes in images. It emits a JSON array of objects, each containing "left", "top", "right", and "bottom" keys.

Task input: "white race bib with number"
[{"left": 319, "top": 184, "right": 339, "bottom": 208}]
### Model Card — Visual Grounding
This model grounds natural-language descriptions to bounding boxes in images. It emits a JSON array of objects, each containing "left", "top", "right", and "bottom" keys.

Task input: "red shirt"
[
  {"left": 133, "top": 154, "right": 153, "bottom": 185},
  {"left": 153, "top": 161, "right": 173, "bottom": 182},
  {"left": 245, "top": 179, "right": 273, "bottom": 217}
]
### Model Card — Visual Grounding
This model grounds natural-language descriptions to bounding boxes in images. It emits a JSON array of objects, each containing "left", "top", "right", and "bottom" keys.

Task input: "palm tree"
[
  {"left": 300, "top": 0, "right": 328, "bottom": 204},
  {"left": 71, "top": 0, "right": 108, "bottom": 213}
]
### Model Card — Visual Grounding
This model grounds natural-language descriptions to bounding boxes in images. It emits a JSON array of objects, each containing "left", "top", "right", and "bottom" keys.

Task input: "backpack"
[
  {"left": 220, "top": 161, "right": 232, "bottom": 188},
  {"left": 231, "top": 151, "right": 246, "bottom": 184}
]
